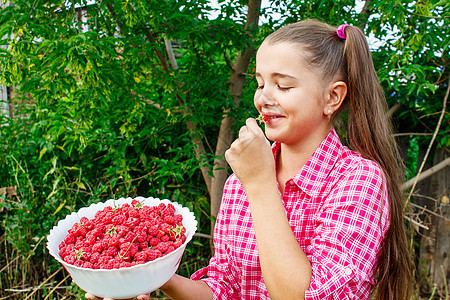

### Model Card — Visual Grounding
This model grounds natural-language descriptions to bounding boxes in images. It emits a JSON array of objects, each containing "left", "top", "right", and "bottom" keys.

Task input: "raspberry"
[
  {"left": 65, "top": 244, "right": 75, "bottom": 253},
  {"left": 137, "top": 231, "right": 147, "bottom": 243},
  {"left": 102, "top": 212, "right": 114, "bottom": 224},
  {"left": 120, "top": 242, "right": 138, "bottom": 258},
  {"left": 134, "top": 251, "right": 147, "bottom": 262},
  {"left": 160, "top": 223, "right": 172, "bottom": 234},
  {"left": 147, "top": 226, "right": 159, "bottom": 237},
  {"left": 149, "top": 237, "right": 160, "bottom": 247},
  {"left": 101, "top": 237, "right": 110, "bottom": 250},
  {"left": 116, "top": 225, "right": 130, "bottom": 236},
  {"left": 156, "top": 242, "right": 169, "bottom": 253},
  {"left": 112, "top": 214, "right": 126, "bottom": 225},
  {"left": 166, "top": 245, "right": 175, "bottom": 254},
  {"left": 125, "top": 217, "right": 139, "bottom": 229},
  {"left": 144, "top": 249, "right": 157, "bottom": 261},
  {"left": 64, "top": 234, "right": 76, "bottom": 245},
  {"left": 58, "top": 201, "right": 187, "bottom": 269},
  {"left": 124, "top": 232, "right": 138, "bottom": 243},
  {"left": 99, "top": 263, "right": 113, "bottom": 270},
  {"left": 84, "top": 220, "right": 95, "bottom": 230},
  {"left": 58, "top": 241, "right": 66, "bottom": 250},
  {"left": 157, "top": 203, "right": 166, "bottom": 212},
  {"left": 109, "top": 237, "right": 119, "bottom": 247},
  {"left": 106, "top": 246, "right": 118, "bottom": 256},
  {"left": 139, "top": 241, "right": 148, "bottom": 250},
  {"left": 173, "top": 239, "right": 183, "bottom": 249},
  {"left": 128, "top": 208, "right": 139, "bottom": 218},
  {"left": 64, "top": 254, "right": 76, "bottom": 264},
  {"left": 164, "top": 215, "right": 175, "bottom": 225},
  {"left": 175, "top": 214, "right": 183, "bottom": 224},
  {"left": 90, "top": 252, "right": 101, "bottom": 264},
  {"left": 94, "top": 210, "right": 105, "bottom": 221},
  {"left": 74, "top": 240, "right": 87, "bottom": 250},
  {"left": 95, "top": 224, "right": 106, "bottom": 234},
  {"left": 59, "top": 247, "right": 67, "bottom": 259},
  {"left": 256, "top": 113, "right": 269, "bottom": 123},
  {"left": 76, "top": 225, "right": 88, "bottom": 237},
  {"left": 119, "top": 261, "right": 132, "bottom": 268},
  {"left": 83, "top": 261, "right": 95, "bottom": 269},
  {"left": 85, "top": 233, "right": 96, "bottom": 245},
  {"left": 98, "top": 255, "right": 112, "bottom": 265},
  {"left": 74, "top": 259, "right": 84, "bottom": 267},
  {"left": 151, "top": 249, "right": 162, "bottom": 259},
  {"left": 81, "top": 248, "right": 92, "bottom": 261}
]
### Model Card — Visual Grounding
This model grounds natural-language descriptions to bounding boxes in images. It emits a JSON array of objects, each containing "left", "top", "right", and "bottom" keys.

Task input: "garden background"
[{"left": 0, "top": 0, "right": 448, "bottom": 299}]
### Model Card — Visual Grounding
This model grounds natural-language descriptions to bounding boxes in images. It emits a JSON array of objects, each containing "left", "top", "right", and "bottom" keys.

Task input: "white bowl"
[{"left": 46, "top": 196, "right": 198, "bottom": 299}]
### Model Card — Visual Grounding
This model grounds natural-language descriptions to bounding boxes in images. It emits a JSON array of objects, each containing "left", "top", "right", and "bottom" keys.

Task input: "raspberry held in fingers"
[{"left": 256, "top": 113, "right": 269, "bottom": 124}]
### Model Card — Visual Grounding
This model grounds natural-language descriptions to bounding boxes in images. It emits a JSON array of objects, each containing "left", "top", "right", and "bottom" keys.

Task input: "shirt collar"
[{"left": 272, "top": 128, "right": 343, "bottom": 197}]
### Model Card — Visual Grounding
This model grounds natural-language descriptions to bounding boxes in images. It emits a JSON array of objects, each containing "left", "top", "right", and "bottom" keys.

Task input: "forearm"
[
  {"left": 245, "top": 181, "right": 312, "bottom": 300},
  {"left": 159, "top": 274, "right": 213, "bottom": 300}
]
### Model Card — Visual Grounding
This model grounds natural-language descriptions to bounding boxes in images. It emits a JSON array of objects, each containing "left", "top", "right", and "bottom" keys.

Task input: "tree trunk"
[
  {"left": 209, "top": 0, "right": 261, "bottom": 238},
  {"left": 417, "top": 147, "right": 450, "bottom": 296}
]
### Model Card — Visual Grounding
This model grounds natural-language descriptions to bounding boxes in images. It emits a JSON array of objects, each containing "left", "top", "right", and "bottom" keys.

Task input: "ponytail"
[
  {"left": 343, "top": 25, "right": 412, "bottom": 300},
  {"left": 265, "top": 20, "right": 413, "bottom": 299}
]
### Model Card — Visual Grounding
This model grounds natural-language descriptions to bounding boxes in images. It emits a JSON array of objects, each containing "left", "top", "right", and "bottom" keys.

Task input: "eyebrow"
[{"left": 254, "top": 72, "right": 297, "bottom": 80}]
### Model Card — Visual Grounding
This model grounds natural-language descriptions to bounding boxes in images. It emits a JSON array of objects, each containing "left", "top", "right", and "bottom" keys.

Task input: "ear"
[{"left": 324, "top": 81, "right": 347, "bottom": 117}]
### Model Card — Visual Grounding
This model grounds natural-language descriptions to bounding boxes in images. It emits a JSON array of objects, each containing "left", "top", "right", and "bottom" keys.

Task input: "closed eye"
[{"left": 277, "top": 85, "right": 292, "bottom": 92}]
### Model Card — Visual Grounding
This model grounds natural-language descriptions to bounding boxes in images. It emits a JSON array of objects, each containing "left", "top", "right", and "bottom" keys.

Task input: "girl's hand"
[
  {"left": 85, "top": 293, "right": 150, "bottom": 300},
  {"left": 225, "top": 118, "right": 275, "bottom": 187}
]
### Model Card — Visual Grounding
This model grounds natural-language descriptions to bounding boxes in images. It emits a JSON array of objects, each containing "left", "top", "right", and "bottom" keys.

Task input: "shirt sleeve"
[
  {"left": 190, "top": 175, "right": 240, "bottom": 300},
  {"left": 305, "top": 160, "right": 389, "bottom": 300}
]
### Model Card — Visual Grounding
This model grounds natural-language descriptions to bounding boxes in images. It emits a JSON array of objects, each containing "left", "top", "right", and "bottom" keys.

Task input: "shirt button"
[{"left": 344, "top": 267, "right": 352, "bottom": 276}]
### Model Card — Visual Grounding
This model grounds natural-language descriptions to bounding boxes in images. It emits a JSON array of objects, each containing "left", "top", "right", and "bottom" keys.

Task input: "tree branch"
[
  {"left": 403, "top": 74, "right": 450, "bottom": 210},
  {"left": 210, "top": 0, "right": 262, "bottom": 220},
  {"left": 387, "top": 102, "right": 401, "bottom": 118},
  {"left": 402, "top": 156, "right": 450, "bottom": 191},
  {"left": 104, "top": 3, "right": 212, "bottom": 193},
  {"left": 358, "top": 0, "right": 372, "bottom": 29}
]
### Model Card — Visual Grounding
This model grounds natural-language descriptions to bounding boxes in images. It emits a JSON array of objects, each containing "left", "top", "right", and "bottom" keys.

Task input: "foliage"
[{"left": 0, "top": 0, "right": 448, "bottom": 298}]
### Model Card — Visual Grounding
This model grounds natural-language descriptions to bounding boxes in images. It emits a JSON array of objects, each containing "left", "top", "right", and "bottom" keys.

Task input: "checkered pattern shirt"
[{"left": 191, "top": 128, "right": 389, "bottom": 299}]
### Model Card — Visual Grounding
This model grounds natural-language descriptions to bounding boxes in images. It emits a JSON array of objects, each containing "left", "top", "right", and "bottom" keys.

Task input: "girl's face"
[{"left": 254, "top": 41, "right": 331, "bottom": 147}]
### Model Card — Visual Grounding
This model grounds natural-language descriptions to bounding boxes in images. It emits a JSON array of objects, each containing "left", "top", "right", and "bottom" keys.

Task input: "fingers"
[
  {"left": 84, "top": 294, "right": 114, "bottom": 300},
  {"left": 238, "top": 118, "right": 262, "bottom": 140},
  {"left": 85, "top": 293, "right": 148, "bottom": 300}
]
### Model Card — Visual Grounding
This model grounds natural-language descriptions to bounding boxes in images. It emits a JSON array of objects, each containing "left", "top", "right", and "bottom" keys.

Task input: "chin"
[{"left": 264, "top": 131, "right": 282, "bottom": 143}]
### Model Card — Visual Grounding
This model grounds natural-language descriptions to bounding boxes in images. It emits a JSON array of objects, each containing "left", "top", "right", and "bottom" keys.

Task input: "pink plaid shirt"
[{"left": 191, "top": 128, "right": 389, "bottom": 299}]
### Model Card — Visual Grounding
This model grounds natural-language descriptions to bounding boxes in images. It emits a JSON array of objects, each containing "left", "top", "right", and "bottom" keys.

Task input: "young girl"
[{"left": 87, "top": 19, "right": 412, "bottom": 300}]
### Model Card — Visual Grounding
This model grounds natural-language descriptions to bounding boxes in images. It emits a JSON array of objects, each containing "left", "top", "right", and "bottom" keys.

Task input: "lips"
[{"left": 263, "top": 114, "right": 284, "bottom": 121}]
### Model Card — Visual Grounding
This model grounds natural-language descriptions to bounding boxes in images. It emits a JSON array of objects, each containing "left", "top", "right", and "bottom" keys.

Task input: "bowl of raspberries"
[{"left": 46, "top": 196, "right": 197, "bottom": 299}]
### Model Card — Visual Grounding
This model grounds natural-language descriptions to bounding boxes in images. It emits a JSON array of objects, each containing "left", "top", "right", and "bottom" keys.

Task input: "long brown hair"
[{"left": 265, "top": 19, "right": 412, "bottom": 299}]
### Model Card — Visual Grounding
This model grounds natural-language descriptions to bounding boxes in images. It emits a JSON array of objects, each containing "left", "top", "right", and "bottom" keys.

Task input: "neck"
[{"left": 276, "top": 127, "right": 331, "bottom": 192}]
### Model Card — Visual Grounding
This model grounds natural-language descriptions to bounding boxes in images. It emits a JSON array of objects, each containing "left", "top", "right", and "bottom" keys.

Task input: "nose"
[{"left": 254, "top": 89, "right": 276, "bottom": 108}]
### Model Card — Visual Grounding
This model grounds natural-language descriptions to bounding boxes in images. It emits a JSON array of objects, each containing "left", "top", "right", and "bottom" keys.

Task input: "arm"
[
  {"left": 245, "top": 182, "right": 312, "bottom": 299},
  {"left": 85, "top": 276, "right": 212, "bottom": 300},
  {"left": 159, "top": 274, "right": 213, "bottom": 300},
  {"left": 305, "top": 160, "right": 388, "bottom": 299},
  {"left": 225, "top": 118, "right": 311, "bottom": 299}
]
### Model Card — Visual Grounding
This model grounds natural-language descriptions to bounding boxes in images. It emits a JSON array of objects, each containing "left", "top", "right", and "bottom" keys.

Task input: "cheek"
[{"left": 253, "top": 91, "right": 262, "bottom": 110}]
